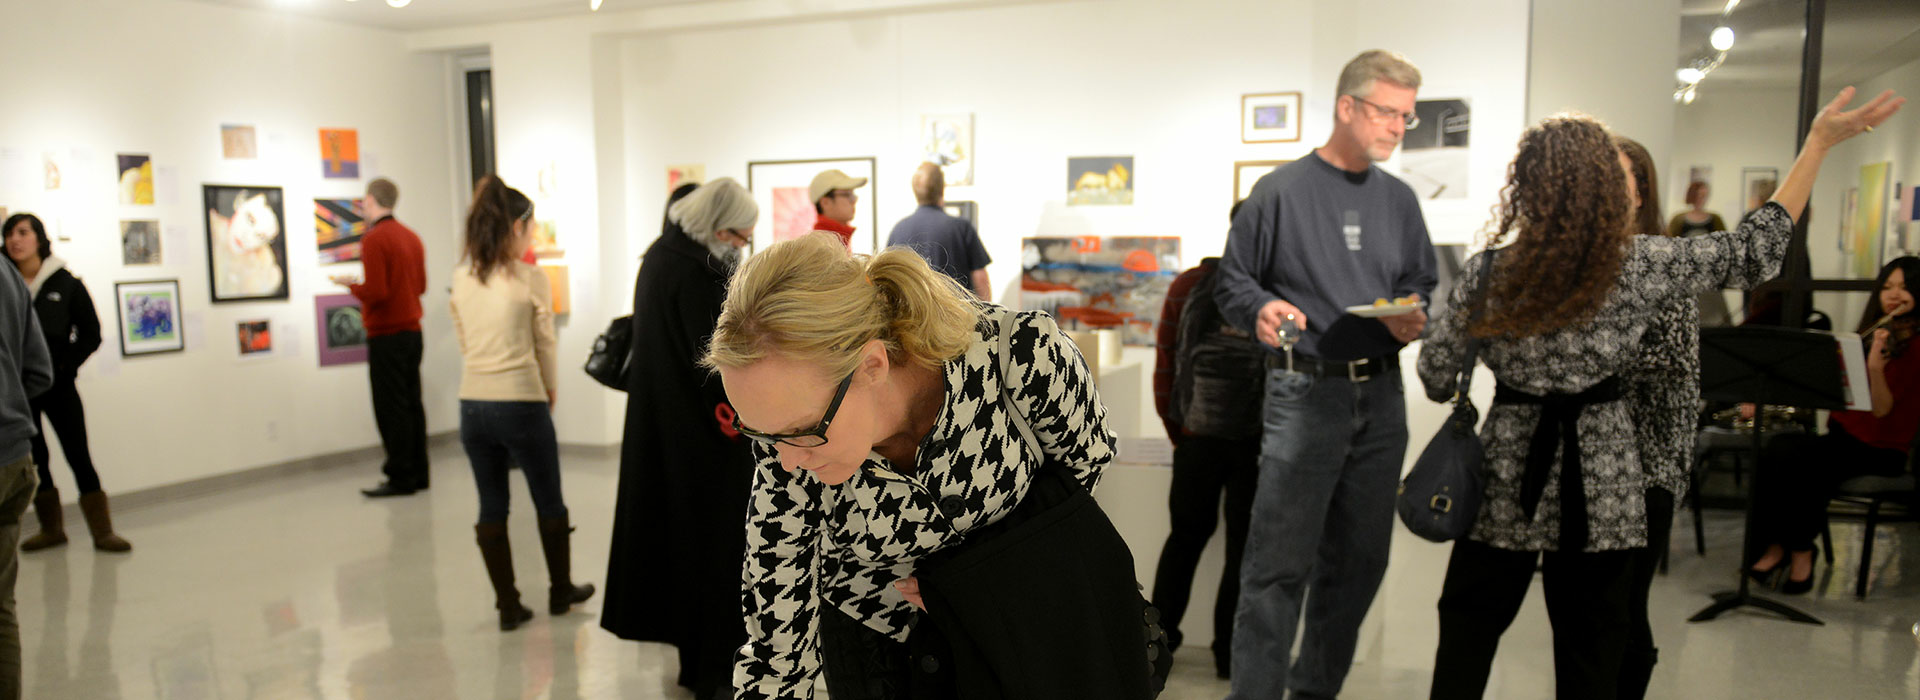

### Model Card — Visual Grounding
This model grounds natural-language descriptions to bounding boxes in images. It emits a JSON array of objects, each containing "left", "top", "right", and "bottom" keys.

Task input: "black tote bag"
[{"left": 1397, "top": 248, "right": 1498, "bottom": 542}]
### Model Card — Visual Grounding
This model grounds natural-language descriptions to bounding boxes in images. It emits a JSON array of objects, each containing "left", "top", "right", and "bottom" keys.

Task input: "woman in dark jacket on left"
[
  {"left": 3, "top": 213, "right": 130, "bottom": 552},
  {"left": 601, "top": 179, "right": 756, "bottom": 700}
]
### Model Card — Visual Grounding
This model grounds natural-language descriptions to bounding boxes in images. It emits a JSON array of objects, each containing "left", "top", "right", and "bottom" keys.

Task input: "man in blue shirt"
[
  {"left": 1216, "top": 49, "right": 1437, "bottom": 700},
  {"left": 885, "top": 163, "right": 991, "bottom": 298}
]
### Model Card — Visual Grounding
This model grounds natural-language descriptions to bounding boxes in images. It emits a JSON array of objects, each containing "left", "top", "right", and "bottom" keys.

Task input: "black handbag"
[
  {"left": 583, "top": 314, "right": 632, "bottom": 391},
  {"left": 1397, "top": 248, "right": 1497, "bottom": 543},
  {"left": 903, "top": 311, "right": 1169, "bottom": 699}
]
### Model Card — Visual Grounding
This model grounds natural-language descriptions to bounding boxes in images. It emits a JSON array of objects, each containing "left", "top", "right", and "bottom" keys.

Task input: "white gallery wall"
[{"left": 0, "top": 0, "right": 458, "bottom": 497}]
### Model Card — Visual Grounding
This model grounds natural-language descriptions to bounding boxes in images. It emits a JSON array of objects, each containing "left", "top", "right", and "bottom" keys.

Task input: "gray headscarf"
[{"left": 668, "top": 177, "right": 757, "bottom": 262}]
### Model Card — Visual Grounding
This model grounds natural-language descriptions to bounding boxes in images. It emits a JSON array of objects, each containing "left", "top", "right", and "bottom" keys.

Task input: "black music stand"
[{"left": 1688, "top": 327, "right": 1848, "bottom": 625}]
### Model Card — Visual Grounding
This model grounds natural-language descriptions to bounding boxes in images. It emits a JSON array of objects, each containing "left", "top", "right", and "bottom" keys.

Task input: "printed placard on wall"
[
  {"left": 746, "top": 157, "right": 878, "bottom": 255},
  {"left": 221, "top": 124, "right": 257, "bottom": 159},
  {"left": 315, "top": 198, "right": 366, "bottom": 264},
  {"left": 921, "top": 114, "right": 974, "bottom": 187},
  {"left": 320, "top": 128, "right": 359, "bottom": 179},
  {"left": 115, "top": 280, "right": 184, "bottom": 356},
  {"left": 121, "top": 220, "right": 162, "bottom": 266},
  {"left": 1067, "top": 156, "right": 1134, "bottom": 206},
  {"left": 204, "top": 185, "right": 288, "bottom": 303},
  {"left": 314, "top": 294, "right": 368, "bottom": 366},
  {"left": 1234, "top": 160, "right": 1290, "bottom": 208},
  {"left": 117, "top": 154, "right": 154, "bottom": 205},
  {"left": 1241, "top": 92, "right": 1302, "bottom": 144},
  {"left": 1400, "top": 99, "right": 1470, "bottom": 200},
  {"left": 1019, "top": 236, "right": 1180, "bottom": 346}
]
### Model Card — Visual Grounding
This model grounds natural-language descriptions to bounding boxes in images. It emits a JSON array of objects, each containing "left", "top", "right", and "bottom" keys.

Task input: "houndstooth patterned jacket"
[
  {"left": 733, "top": 304, "right": 1115, "bottom": 700},
  {"left": 1418, "top": 203, "right": 1791, "bottom": 552}
]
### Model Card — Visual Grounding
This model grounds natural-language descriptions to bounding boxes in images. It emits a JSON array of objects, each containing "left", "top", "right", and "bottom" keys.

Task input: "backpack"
[{"left": 1169, "top": 259, "right": 1268, "bottom": 439}]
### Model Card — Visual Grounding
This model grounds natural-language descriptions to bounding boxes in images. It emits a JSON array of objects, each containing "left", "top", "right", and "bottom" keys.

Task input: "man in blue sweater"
[
  {"left": 0, "top": 256, "right": 52, "bottom": 700},
  {"left": 1216, "top": 50, "right": 1437, "bottom": 700}
]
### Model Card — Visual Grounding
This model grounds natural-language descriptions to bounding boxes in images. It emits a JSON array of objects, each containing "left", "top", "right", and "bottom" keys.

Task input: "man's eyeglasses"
[
  {"left": 1350, "top": 95, "right": 1420, "bottom": 130},
  {"left": 732, "top": 373, "right": 854, "bottom": 448}
]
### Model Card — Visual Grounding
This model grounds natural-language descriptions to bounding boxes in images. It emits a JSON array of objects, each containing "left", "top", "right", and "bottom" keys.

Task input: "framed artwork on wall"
[
  {"left": 115, "top": 280, "right": 184, "bottom": 357},
  {"left": 1399, "top": 99, "right": 1471, "bottom": 200},
  {"left": 315, "top": 198, "right": 366, "bottom": 264},
  {"left": 666, "top": 164, "right": 705, "bottom": 195},
  {"left": 1234, "top": 160, "right": 1290, "bottom": 207},
  {"left": 315, "top": 294, "right": 368, "bottom": 367},
  {"left": 1740, "top": 167, "right": 1778, "bottom": 218},
  {"left": 746, "top": 157, "right": 878, "bottom": 255},
  {"left": 541, "top": 264, "right": 571, "bottom": 315},
  {"left": 204, "top": 184, "right": 289, "bottom": 303},
  {"left": 237, "top": 319, "right": 272, "bottom": 357},
  {"left": 1067, "top": 156, "right": 1134, "bottom": 206},
  {"left": 320, "top": 128, "right": 359, "bottom": 179},
  {"left": 121, "top": 220, "right": 162, "bottom": 266},
  {"left": 921, "top": 114, "right": 974, "bottom": 186},
  {"left": 1241, "top": 92, "right": 1302, "bottom": 143},
  {"left": 1020, "top": 236, "right": 1181, "bottom": 347},
  {"left": 943, "top": 201, "right": 978, "bottom": 228},
  {"left": 1855, "top": 161, "right": 1892, "bottom": 279},
  {"left": 220, "top": 124, "right": 257, "bottom": 159},
  {"left": 117, "top": 153, "right": 154, "bottom": 205}
]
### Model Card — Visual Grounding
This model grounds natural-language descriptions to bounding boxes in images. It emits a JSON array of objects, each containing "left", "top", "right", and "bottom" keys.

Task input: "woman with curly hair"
[{"left": 1417, "top": 87, "right": 1902, "bottom": 700}]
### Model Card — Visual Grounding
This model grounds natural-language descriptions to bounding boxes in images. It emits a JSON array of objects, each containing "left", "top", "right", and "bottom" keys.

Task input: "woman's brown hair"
[
  {"left": 1472, "top": 114, "right": 1633, "bottom": 338},
  {"left": 465, "top": 175, "right": 532, "bottom": 284},
  {"left": 1614, "top": 135, "right": 1664, "bottom": 238}
]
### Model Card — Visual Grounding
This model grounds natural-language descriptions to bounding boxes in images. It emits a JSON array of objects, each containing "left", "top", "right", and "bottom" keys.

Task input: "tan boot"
[
  {"left": 78, "top": 492, "right": 131, "bottom": 553},
  {"left": 21, "top": 488, "right": 67, "bottom": 551}
]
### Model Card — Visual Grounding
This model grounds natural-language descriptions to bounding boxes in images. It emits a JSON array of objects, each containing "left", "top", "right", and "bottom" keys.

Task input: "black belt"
[
  {"left": 1494, "top": 377, "right": 1624, "bottom": 551},
  {"left": 1264, "top": 352, "right": 1396, "bottom": 382}
]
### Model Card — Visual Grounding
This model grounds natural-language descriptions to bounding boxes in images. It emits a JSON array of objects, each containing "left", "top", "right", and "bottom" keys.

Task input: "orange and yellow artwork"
[{"left": 320, "top": 128, "right": 359, "bottom": 179}]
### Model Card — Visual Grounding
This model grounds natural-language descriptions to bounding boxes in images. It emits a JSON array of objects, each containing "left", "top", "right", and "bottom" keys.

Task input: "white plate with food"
[{"left": 1344, "top": 297, "right": 1422, "bottom": 318}]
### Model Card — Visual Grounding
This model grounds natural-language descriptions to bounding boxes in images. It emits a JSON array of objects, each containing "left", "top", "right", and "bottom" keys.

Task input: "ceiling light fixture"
[
  {"left": 387, "top": 0, "right": 410, "bottom": 7},
  {"left": 590, "top": 0, "right": 604, "bottom": 9},
  {"left": 1710, "top": 26, "right": 1735, "bottom": 51},
  {"left": 1677, "top": 67, "right": 1705, "bottom": 83}
]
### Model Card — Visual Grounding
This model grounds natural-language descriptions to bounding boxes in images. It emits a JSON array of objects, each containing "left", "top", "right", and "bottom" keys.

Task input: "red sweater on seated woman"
[{"left": 1750, "top": 255, "right": 1920, "bottom": 594}]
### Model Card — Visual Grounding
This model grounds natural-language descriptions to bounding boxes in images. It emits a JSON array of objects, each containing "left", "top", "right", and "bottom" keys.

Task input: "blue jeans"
[
  {"left": 1229, "top": 364, "right": 1407, "bottom": 700},
  {"left": 459, "top": 401, "right": 567, "bottom": 524}
]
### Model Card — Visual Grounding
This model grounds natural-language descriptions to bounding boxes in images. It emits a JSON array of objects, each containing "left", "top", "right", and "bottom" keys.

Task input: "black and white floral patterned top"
[
  {"left": 1418, "top": 202, "right": 1792, "bottom": 552},
  {"left": 733, "top": 304, "right": 1115, "bottom": 700},
  {"left": 1625, "top": 289, "right": 1700, "bottom": 500}
]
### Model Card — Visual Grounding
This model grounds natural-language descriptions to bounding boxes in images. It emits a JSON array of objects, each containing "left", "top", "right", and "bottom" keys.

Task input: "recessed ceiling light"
[
  {"left": 387, "top": 0, "right": 410, "bottom": 7},
  {"left": 590, "top": 0, "right": 604, "bottom": 9}
]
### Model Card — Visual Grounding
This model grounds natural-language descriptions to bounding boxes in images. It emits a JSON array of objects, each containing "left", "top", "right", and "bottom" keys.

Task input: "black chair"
[{"left": 1820, "top": 445, "right": 1918, "bottom": 600}]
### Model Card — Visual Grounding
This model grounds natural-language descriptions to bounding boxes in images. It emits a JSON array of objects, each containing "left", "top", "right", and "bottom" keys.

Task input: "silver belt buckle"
[{"left": 1348, "top": 358, "right": 1372, "bottom": 383}]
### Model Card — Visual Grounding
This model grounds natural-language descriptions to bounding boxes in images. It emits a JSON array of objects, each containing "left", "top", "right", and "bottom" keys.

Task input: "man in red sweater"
[{"left": 330, "top": 178, "right": 429, "bottom": 497}]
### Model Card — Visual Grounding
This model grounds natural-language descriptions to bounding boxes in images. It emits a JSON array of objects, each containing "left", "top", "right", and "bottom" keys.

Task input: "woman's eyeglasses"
[{"left": 732, "top": 373, "right": 854, "bottom": 448}]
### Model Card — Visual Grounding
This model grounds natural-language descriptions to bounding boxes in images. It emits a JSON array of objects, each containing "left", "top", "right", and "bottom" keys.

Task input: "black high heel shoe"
[
  {"left": 1780, "top": 547, "right": 1817, "bottom": 595},
  {"left": 1746, "top": 557, "right": 1784, "bottom": 585}
]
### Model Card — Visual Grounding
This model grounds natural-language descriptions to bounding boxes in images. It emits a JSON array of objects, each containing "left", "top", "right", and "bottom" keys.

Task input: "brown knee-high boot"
[
  {"left": 474, "top": 522, "right": 534, "bottom": 630},
  {"left": 536, "top": 516, "right": 595, "bottom": 615},
  {"left": 78, "top": 492, "right": 131, "bottom": 552},
  {"left": 21, "top": 489, "right": 67, "bottom": 551}
]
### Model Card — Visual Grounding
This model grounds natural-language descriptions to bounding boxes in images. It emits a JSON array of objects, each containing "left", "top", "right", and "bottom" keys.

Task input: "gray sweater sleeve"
[
  {"left": 1215, "top": 189, "right": 1280, "bottom": 335},
  {"left": 1395, "top": 194, "right": 1439, "bottom": 302},
  {"left": 21, "top": 314, "right": 51, "bottom": 400}
]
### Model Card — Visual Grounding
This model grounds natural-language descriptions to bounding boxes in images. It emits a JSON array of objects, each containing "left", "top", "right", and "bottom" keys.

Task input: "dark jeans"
[
  {"left": 1621, "top": 488, "right": 1673, "bottom": 700},
  {"left": 1429, "top": 540, "right": 1636, "bottom": 700},
  {"left": 1752, "top": 424, "right": 1906, "bottom": 553},
  {"left": 369, "top": 331, "right": 429, "bottom": 489},
  {"left": 29, "top": 381, "right": 99, "bottom": 495},
  {"left": 459, "top": 401, "right": 566, "bottom": 524},
  {"left": 1230, "top": 364, "right": 1407, "bottom": 700},
  {"left": 0, "top": 455, "right": 36, "bottom": 700},
  {"left": 1150, "top": 435, "right": 1257, "bottom": 666}
]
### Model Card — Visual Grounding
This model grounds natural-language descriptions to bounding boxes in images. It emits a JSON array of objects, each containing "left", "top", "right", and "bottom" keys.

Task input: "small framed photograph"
[
  {"left": 1234, "top": 160, "right": 1291, "bottom": 207},
  {"left": 943, "top": 200, "right": 978, "bottom": 228},
  {"left": 315, "top": 294, "right": 368, "bottom": 367},
  {"left": 1242, "top": 92, "right": 1302, "bottom": 144},
  {"left": 115, "top": 280, "right": 184, "bottom": 357}
]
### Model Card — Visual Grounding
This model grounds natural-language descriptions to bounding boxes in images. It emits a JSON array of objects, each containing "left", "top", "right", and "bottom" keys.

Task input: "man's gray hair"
[{"left": 1336, "top": 49, "right": 1422, "bottom": 99}]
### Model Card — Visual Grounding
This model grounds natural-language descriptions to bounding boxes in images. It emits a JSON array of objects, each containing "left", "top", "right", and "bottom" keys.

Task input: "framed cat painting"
[{"left": 204, "top": 184, "right": 289, "bottom": 303}]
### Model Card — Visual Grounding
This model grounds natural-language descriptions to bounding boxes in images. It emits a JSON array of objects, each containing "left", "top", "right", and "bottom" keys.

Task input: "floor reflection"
[{"left": 9, "top": 444, "right": 1916, "bottom": 699}]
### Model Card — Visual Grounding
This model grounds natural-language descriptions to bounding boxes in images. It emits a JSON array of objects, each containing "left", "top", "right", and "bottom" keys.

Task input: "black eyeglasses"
[
  {"left": 1350, "top": 95, "right": 1420, "bottom": 130},
  {"left": 732, "top": 373, "right": 854, "bottom": 448}
]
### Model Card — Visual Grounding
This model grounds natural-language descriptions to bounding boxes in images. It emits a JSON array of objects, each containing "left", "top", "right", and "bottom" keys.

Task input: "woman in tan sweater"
[{"left": 451, "top": 176, "right": 593, "bottom": 631}]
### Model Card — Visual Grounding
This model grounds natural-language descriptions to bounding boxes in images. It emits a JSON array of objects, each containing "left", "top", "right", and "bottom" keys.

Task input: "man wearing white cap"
[{"left": 808, "top": 169, "right": 866, "bottom": 248}]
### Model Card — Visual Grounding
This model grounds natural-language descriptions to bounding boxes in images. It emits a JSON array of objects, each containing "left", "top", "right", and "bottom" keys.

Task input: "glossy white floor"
[{"left": 16, "top": 443, "right": 1920, "bottom": 699}]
